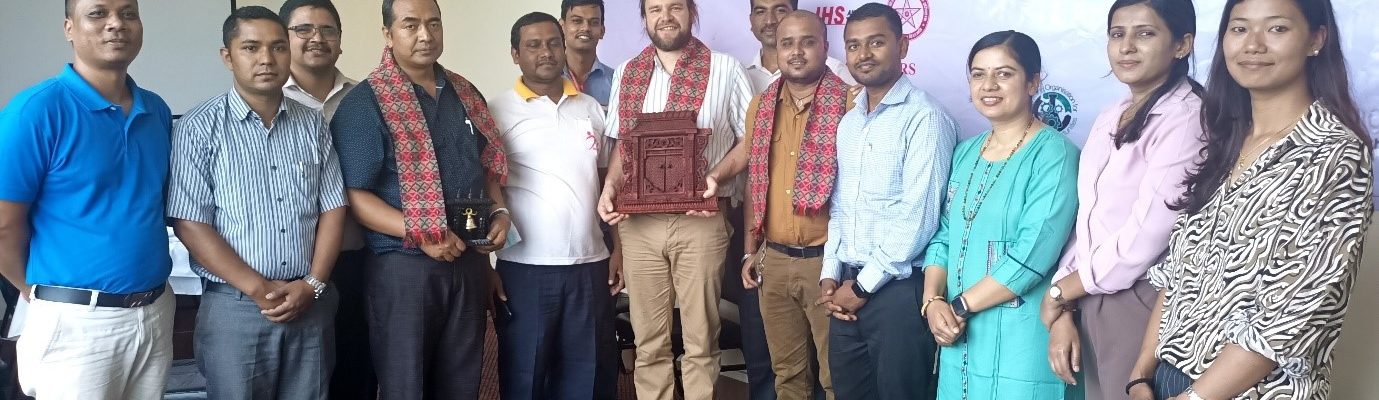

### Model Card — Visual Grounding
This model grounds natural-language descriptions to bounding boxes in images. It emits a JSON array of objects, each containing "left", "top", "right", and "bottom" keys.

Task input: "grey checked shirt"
[{"left": 168, "top": 89, "right": 347, "bottom": 282}]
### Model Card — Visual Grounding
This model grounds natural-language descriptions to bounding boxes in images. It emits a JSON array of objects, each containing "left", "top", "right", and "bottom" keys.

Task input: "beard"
[
  {"left": 782, "top": 65, "right": 827, "bottom": 86},
  {"left": 647, "top": 26, "right": 691, "bottom": 52}
]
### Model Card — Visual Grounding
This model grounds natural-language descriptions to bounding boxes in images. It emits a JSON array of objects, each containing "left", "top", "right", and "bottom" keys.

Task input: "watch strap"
[{"left": 850, "top": 282, "right": 872, "bottom": 299}]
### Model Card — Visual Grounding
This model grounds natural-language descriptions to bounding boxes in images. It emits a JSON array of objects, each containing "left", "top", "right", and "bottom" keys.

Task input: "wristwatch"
[
  {"left": 1048, "top": 283, "right": 1078, "bottom": 311},
  {"left": 1048, "top": 284, "right": 1065, "bottom": 303},
  {"left": 1182, "top": 387, "right": 1207, "bottom": 400},
  {"left": 952, "top": 295, "right": 973, "bottom": 320},
  {"left": 850, "top": 282, "right": 873, "bottom": 299},
  {"left": 303, "top": 275, "right": 327, "bottom": 300}
]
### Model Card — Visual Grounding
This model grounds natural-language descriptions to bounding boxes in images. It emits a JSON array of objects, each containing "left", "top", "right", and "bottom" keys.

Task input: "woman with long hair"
[
  {"left": 1040, "top": 1, "right": 1206, "bottom": 399},
  {"left": 921, "top": 30, "right": 1081, "bottom": 400},
  {"left": 1132, "top": 0, "right": 1373, "bottom": 399}
]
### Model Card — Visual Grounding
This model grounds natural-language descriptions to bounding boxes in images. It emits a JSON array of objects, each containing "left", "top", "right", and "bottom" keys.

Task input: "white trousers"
[{"left": 17, "top": 287, "right": 175, "bottom": 400}]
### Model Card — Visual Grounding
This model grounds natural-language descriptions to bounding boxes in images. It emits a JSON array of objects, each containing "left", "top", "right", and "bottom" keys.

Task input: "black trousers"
[
  {"left": 827, "top": 274, "right": 937, "bottom": 400},
  {"left": 495, "top": 259, "right": 618, "bottom": 400},
  {"left": 329, "top": 249, "right": 377, "bottom": 400},
  {"left": 366, "top": 250, "right": 489, "bottom": 400}
]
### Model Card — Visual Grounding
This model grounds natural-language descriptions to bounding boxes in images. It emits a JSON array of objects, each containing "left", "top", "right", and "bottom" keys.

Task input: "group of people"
[{"left": 0, "top": 0, "right": 1370, "bottom": 399}]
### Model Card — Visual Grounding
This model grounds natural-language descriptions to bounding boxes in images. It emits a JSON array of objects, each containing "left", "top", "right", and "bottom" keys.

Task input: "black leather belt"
[
  {"left": 765, "top": 242, "right": 825, "bottom": 258},
  {"left": 33, "top": 284, "right": 165, "bottom": 308}
]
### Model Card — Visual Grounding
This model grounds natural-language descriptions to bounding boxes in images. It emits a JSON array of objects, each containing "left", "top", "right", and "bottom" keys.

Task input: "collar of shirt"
[
  {"left": 226, "top": 88, "right": 288, "bottom": 124},
  {"left": 58, "top": 63, "right": 148, "bottom": 115},
  {"left": 515, "top": 77, "right": 579, "bottom": 103},
  {"left": 854, "top": 77, "right": 916, "bottom": 115},
  {"left": 284, "top": 69, "right": 357, "bottom": 102},
  {"left": 590, "top": 59, "right": 613, "bottom": 78},
  {"left": 564, "top": 59, "right": 614, "bottom": 81},
  {"left": 1114, "top": 79, "right": 1196, "bottom": 117}
]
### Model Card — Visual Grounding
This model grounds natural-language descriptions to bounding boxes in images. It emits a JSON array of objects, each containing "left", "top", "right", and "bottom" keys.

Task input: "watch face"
[
  {"left": 1049, "top": 285, "right": 1062, "bottom": 299},
  {"left": 953, "top": 297, "right": 969, "bottom": 317}
]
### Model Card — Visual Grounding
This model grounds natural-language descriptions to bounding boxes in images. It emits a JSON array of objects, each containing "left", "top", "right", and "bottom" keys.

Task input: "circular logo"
[
  {"left": 887, "top": 0, "right": 931, "bottom": 41},
  {"left": 1034, "top": 84, "right": 1079, "bottom": 133}
]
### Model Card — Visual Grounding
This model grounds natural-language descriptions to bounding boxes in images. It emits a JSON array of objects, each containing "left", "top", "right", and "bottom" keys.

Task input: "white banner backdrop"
[{"left": 598, "top": 0, "right": 1379, "bottom": 197}]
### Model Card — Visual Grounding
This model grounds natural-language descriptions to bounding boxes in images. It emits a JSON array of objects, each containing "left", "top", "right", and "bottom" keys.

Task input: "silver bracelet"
[
  {"left": 302, "top": 275, "right": 327, "bottom": 299},
  {"left": 489, "top": 207, "right": 510, "bottom": 219}
]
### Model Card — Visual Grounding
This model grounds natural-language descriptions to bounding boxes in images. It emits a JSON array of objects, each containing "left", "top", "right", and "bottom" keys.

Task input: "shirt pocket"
[
  {"left": 859, "top": 137, "right": 903, "bottom": 198},
  {"left": 293, "top": 160, "right": 323, "bottom": 211}
]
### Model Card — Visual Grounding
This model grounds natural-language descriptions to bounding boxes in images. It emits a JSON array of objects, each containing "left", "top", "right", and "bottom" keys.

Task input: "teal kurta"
[{"left": 924, "top": 126, "right": 1081, "bottom": 400}]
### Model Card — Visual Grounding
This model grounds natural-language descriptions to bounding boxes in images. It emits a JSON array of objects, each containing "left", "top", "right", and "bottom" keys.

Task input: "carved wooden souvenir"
[{"left": 615, "top": 111, "right": 718, "bottom": 214}]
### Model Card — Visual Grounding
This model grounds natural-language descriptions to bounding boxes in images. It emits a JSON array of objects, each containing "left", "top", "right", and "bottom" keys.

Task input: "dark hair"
[
  {"left": 279, "top": 0, "right": 342, "bottom": 30},
  {"left": 1176, "top": 0, "right": 1369, "bottom": 213},
  {"left": 383, "top": 0, "right": 439, "bottom": 27},
  {"left": 638, "top": 0, "right": 699, "bottom": 28},
  {"left": 747, "top": 0, "right": 800, "bottom": 10},
  {"left": 222, "top": 6, "right": 287, "bottom": 47},
  {"left": 511, "top": 12, "right": 563, "bottom": 50},
  {"left": 966, "top": 30, "right": 1042, "bottom": 80},
  {"left": 846, "top": 3, "right": 902, "bottom": 39},
  {"left": 561, "top": 0, "right": 605, "bottom": 20},
  {"left": 64, "top": 0, "right": 73, "bottom": 17},
  {"left": 1107, "top": 0, "right": 1204, "bottom": 148}
]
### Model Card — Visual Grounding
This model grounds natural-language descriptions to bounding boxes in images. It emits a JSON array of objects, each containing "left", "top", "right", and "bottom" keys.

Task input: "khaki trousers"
[
  {"left": 758, "top": 246, "right": 834, "bottom": 400},
  {"left": 619, "top": 213, "right": 730, "bottom": 400}
]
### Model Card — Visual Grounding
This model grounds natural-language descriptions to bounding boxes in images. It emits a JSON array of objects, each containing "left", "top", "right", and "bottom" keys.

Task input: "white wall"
[
  {"left": 239, "top": 0, "right": 556, "bottom": 96},
  {"left": 0, "top": 0, "right": 233, "bottom": 113}
]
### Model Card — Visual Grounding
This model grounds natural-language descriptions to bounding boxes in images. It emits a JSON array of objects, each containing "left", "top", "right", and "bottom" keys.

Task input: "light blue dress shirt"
[{"left": 821, "top": 78, "right": 959, "bottom": 293}]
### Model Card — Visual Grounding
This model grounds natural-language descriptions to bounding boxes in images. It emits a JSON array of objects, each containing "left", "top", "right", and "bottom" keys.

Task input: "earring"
[{"left": 1312, "top": 50, "right": 1320, "bottom": 56}]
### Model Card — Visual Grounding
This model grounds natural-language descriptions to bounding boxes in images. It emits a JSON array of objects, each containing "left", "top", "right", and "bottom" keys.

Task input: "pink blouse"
[{"left": 1053, "top": 81, "right": 1205, "bottom": 295}]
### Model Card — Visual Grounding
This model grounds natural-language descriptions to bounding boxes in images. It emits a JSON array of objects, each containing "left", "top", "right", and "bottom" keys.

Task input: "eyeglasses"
[{"left": 289, "top": 24, "right": 341, "bottom": 40}]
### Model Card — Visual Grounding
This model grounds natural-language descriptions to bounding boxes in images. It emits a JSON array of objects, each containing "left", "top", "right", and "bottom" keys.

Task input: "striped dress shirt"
[
  {"left": 168, "top": 90, "right": 347, "bottom": 283},
  {"left": 603, "top": 49, "right": 754, "bottom": 199},
  {"left": 822, "top": 79, "right": 959, "bottom": 293}
]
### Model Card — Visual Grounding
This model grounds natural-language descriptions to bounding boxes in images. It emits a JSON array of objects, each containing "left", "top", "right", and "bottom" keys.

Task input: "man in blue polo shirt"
[
  {"left": 0, "top": 0, "right": 175, "bottom": 398},
  {"left": 560, "top": 0, "right": 614, "bottom": 106}
]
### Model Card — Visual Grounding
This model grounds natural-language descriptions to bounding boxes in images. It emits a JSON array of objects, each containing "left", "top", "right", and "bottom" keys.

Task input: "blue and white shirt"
[
  {"left": 167, "top": 90, "right": 347, "bottom": 282},
  {"left": 822, "top": 78, "right": 958, "bottom": 293}
]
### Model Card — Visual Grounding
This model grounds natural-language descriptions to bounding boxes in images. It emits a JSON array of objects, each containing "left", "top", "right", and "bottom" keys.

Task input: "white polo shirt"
[
  {"left": 489, "top": 78, "right": 610, "bottom": 265},
  {"left": 743, "top": 49, "right": 855, "bottom": 94}
]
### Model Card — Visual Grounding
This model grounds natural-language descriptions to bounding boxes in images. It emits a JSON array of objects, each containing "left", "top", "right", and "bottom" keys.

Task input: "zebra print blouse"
[{"left": 1148, "top": 102, "right": 1373, "bottom": 399}]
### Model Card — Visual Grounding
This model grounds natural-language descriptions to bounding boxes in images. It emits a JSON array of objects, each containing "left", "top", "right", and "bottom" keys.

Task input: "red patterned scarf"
[
  {"left": 747, "top": 71, "right": 848, "bottom": 236},
  {"left": 615, "top": 37, "right": 713, "bottom": 165},
  {"left": 367, "top": 49, "right": 508, "bottom": 247}
]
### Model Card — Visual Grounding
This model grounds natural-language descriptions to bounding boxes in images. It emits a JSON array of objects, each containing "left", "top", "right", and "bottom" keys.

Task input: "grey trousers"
[
  {"left": 195, "top": 280, "right": 339, "bottom": 400},
  {"left": 1078, "top": 280, "right": 1158, "bottom": 400}
]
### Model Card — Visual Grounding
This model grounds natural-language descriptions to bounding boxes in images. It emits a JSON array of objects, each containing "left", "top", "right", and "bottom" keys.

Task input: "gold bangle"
[{"left": 920, "top": 295, "right": 947, "bottom": 317}]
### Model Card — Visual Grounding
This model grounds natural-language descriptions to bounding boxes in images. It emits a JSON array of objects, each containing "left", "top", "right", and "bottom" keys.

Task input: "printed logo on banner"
[
  {"left": 1035, "top": 84, "right": 1079, "bottom": 133},
  {"left": 817, "top": 0, "right": 930, "bottom": 41}
]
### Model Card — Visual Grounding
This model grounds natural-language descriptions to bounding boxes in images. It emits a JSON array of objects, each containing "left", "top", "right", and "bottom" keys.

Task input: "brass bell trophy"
[{"left": 446, "top": 188, "right": 495, "bottom": 246}]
